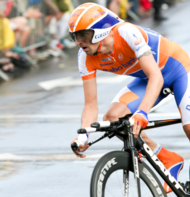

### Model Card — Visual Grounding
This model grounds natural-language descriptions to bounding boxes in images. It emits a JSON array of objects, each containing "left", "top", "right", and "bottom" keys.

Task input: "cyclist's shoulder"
[
  {"left": 114, "top": 22, "right": 140, "bottom": 34},
  {"left": 114, "top": 22, "right": 145, "bottom": 42},
  {"left": 78, "top": 48, "right": 98, "bottom": 68}
]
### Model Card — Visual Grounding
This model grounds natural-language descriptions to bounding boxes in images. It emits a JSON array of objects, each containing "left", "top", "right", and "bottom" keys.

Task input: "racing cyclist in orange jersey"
[{"left": 69, "top": 3, "right": 190, "bottom": 193}]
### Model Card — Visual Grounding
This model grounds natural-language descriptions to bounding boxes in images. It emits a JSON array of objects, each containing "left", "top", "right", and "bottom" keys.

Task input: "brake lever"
[{"left": 71, "top": 142, "right": 83, "bottom": 156}]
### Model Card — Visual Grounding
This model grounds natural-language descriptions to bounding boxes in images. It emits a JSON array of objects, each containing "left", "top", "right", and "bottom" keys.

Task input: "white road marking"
[
  {"left": 0, "top": 153, "right": 103, "bottom": 161},
  {"left": 0, "top": 87, "right": 178, "bottom": 119},
  {"left": 0, "top": 114, "right": 81, "bottom": 119},
  {"left": 0, "top": 152, "right": 189, "bottom": 161},
  {"left": 38, "top": 75, "right": 129, "bottom": 90}
]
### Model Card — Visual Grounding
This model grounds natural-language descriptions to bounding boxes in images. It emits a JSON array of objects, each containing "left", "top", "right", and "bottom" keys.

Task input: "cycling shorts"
[{"left": 112, "top": 57, "right": 190, "bottom": 126}]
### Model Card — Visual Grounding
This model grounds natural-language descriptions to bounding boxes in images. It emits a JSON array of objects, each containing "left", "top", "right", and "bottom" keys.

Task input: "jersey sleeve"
[
  {"left": 78, "top": 48, "right": 96, "bottom": 81},
  {"left": 118, "top": 23, "right": 151, "bottom": 58}
]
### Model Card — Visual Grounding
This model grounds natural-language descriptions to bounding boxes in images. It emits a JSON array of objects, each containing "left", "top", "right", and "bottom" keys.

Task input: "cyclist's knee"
[
  {"left": 103, "top": 111, "right": 119, "bottom": 121},
  {"left": 183, "top": 124, "right": 190, "bottom": 140},
  {"left": 104, "top": 103, "right": 131, "bottom": 121}
]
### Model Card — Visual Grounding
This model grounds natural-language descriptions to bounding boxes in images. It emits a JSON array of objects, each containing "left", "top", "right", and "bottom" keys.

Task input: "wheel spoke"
[
  {"left": 105, "top": 170, "right": 153, "bottom": 197},
  {"left": 123, "top": 170, "right": 129, "bottom": 197}
]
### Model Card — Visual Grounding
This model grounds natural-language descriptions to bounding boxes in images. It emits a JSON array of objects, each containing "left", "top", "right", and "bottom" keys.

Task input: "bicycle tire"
[{"left": 90, "top": 151, "right": 167, "bottom": 197}]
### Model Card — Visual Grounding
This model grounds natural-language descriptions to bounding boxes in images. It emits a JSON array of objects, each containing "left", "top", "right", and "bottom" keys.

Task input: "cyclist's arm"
[
  {"left": 71, "top": 78, "right": 98, "bottom": 158},
  {"left": 81, "top": 77, "right": 99, "bottom": 128},
  {"left": 132, "top": 50, "right": 164, "bottom": 138},
  {"left": 138, "top": 50, "right": 164, "bottom": 113}
]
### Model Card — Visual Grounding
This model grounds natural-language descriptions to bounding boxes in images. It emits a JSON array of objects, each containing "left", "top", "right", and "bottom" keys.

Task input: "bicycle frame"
[
  {"left": 121, "top": 118, "right": 190, "bottom": 197},
  {"left": 74, "top": 117, "right": 190, "bottom": 197}
]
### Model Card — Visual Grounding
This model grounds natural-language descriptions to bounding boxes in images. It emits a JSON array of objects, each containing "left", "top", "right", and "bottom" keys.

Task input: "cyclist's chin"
[{"left": 85, "top": 49, "right": 94, "bottom": 55}]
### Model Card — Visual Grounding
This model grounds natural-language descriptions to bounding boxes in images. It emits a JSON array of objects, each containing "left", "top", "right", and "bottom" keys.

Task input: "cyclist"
[{"left": 69, "top": 3, "right": 189, "bottom": 193}]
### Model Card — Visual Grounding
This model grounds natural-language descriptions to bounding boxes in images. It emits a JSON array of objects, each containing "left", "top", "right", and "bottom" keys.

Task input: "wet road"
[{"left": 0, "top": 1, "right": 190, "bottom": 196}]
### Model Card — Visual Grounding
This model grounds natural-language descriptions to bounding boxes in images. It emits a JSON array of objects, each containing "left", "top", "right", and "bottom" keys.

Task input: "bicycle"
[{"left": 71, "top": 114, "right": 190, "bottom": 197}]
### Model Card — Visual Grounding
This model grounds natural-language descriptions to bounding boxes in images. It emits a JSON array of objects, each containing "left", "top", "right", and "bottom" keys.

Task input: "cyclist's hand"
[
  {"left": 71, "top": 134, "right": 89, "bottom": 158},
  {"left": 130, "top": 110, "right": 149, "bottom": 138}
]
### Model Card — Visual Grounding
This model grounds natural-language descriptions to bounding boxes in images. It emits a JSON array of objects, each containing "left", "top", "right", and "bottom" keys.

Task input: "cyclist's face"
[{"left": 71, "top": 30, "right": 100, "bottom": 55}]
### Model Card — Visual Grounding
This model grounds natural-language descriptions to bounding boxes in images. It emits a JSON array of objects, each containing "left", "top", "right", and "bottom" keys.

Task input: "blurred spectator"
[
  {"left": 43, "top": 0, "right": 59, "bottom": 25},
  {"left": 1, "top": 0, "right": 32, "bottom": 50},
  {"left": 0, "top": 57, "right": 16, "bottom": 73},
  {"left": 52, "top": 0, "right": 76, "bottom": 48},
  {"left": 0, "top": 51, "right": 31, "bottom": 73},
  {"left": 153, "top": 0, "right": 167, "bottom": 21},
  {"left": 106, "top": 0, "right": 121, "bottom": 16},
  {"left": 106, "top": 0, "right": 133, "bottom": 20},
  {"left": 138, "top": 0, "right": 152, "bottom": 17},
  {"left": 0, "top": 14, "right": 16, "bottom": 73},
  {"left": 24, "top": 7, "right": 43, "bottom": 19},
  {"left": 128, "top": 0, "right": 138, "bottom": 14},
  {"left": 9, "top": 17, "right": 31, "bottom": 48},
  {"left": 120, "top": 0, "right": 128, "bottom": 20},
  {"left": 141, "top": 0, "right": 152, "bottom": 10}
]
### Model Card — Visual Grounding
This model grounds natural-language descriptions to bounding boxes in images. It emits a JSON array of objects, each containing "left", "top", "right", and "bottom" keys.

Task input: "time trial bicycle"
[{"left": 71, "top": 115, "right": 190, "bottom": 197}]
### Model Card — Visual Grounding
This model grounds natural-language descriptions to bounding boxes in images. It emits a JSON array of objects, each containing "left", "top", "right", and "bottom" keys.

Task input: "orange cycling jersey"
[{"left": 78, "top": 22, "right": 190, "bottom": 81}]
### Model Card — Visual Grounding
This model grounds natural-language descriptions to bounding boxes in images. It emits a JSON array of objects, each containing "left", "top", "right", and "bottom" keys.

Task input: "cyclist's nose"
[
  {"left": 76, "top": 39, "right": 86, "bottom": 46},
  {"left": 75, "top": 40, "right": 81, "bottom": 45}
]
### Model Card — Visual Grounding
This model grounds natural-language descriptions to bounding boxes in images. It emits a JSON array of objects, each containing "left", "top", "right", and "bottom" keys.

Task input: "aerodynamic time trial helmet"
[{"left": 68, "top": 3, "right": 124, "bottom": 44}]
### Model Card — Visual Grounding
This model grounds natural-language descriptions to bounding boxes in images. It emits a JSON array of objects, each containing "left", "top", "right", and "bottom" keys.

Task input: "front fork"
[{"left": 124, "top": 126, "right": 141, "bottom": 197}]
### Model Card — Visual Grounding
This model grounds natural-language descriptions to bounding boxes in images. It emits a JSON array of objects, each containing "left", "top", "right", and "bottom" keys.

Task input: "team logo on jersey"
[
  {"left": 151, "top": 51, "right": 156, "bottom": 55},
  {"left": 118, "top": 53, "right": 124, "bottom": 61},
  {"left": 121, "top": 57, "right": 138, "bottom": 68},
  {"left": 134, "top": 37, "right": 142, "bottom": 45},
  {"left": 100, "top": 62, "right": 113, "bottom": 67},
  {"left": 186, "top": 105, "right": 190, "bottom": 111},
  {"left": 101, "top": 57, "right": 111, "bottom": 62},
  {"left": 103, "top": 66, "right": 123, "bottom": 72}
]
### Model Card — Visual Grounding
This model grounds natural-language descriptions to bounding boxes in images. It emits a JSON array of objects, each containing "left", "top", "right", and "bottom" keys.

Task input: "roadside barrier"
[{"left": 0, "top": 0, "right": 49, "bottom": 81}]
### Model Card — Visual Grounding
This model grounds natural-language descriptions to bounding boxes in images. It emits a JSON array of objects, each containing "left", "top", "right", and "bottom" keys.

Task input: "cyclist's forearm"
[
  {"left": 81, "top": 105, "right": 99, "bottom": 128},
  {"left": 138, "top": 73, "right": 164, "bottom": 113}
]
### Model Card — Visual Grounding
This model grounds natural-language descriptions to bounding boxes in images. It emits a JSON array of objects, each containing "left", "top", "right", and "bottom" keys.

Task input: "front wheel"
[{"left": 90, "top": 151, "right": 167, "bottom": 197}]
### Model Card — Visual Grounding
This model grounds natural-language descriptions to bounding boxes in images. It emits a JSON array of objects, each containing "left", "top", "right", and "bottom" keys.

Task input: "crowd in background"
[
  {"left": 0, "top": 0, "right": 183, "bottom": 80},
  {"left": 106, "top": 0, "right": 178, "bottom": 22}
]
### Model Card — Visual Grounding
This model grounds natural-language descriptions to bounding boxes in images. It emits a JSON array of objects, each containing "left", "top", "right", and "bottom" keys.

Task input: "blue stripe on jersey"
[
  {"left": 161, "top": 56, "right": 186, "bottom": 83},
  {"left": 127, "top": 78, "right": 147, "bottom": 113},
  {"left": 91, "top": 13, "right": 120, "bottom": 29},
  {"left": 128, "top": 70, "right": 147, "bottom": 79},
  {"left": 127, "top": 56, "right": 188, "bottom": 109},
  {"left": 138, "top": 26, "right": 160, "bottom": 63},
  {"left": 173, "top": 71, "right": 188, "bottom": 107},
  {"left": 126, "top": 78, "right": 169, "bottom": 113},
  {"left": 161, "top": 56, "right": 188, "bottom": 106}
]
